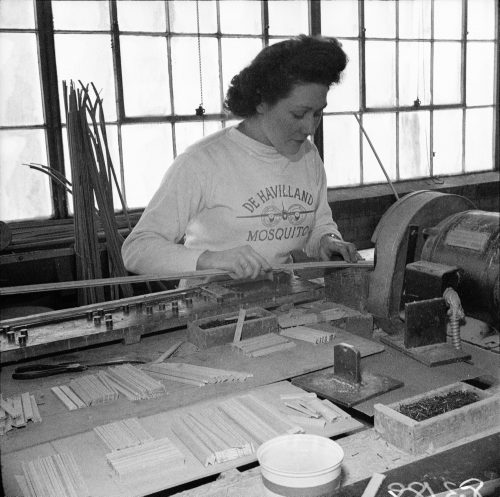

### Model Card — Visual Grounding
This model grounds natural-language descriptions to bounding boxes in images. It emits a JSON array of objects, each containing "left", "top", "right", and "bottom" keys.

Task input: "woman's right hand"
[{"left": 197, "top": 245, "right": 272, "bottom": 280}]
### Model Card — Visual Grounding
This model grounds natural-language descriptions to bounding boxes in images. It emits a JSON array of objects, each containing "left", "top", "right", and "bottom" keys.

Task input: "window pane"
[
  {"left": 221, "top": 38, "right": 262, "bottom": 98},
  {"left": 121, "top": 35, "right": 170, "bottom": 116},
  {"left": 117, "top": 1, "right": 166, "bottom": 32},
  {"left": 0, "top": 129, "right": 52, "bottom": 221},
  {"left": 433, "top": 42, "right": 461, "bottom": 105},
  {"left": 466, "top": 42, "right": 495, "bottom": 106},
  {"left": 121, "top": 123, "right": 173, "bottom": 209},
  {"left": 169, "top": 0, "right": 217, "bottom": 33},
  {"left": 364, "top": 0, "right": 396, "bottom": 38},
  {"left": 326, "top": 40, "right": 359, "bottom": 112},
  {"left": 52, "top": 0, "right": 110, "bottom": 31},
  {"left": 399, "top": 111, "right": 431, "bottom": 179},
  {"left": 399, "top": 42, "right": 431, "bottom": 106},
  {"left": 63, "top": 126, "right": 121, "bottom": 214},
  {"left": 175, "top": 121, "right": 222, "bottom": 156},
  {"left": 465, "top": 107, "right": 494, "bottom": 172},
  {"left": 365, "top": 41, "right": 396, "bottom": 107},
  {"left": 467, "top": 0, "right": 495, "bottom": 39},
  {"left": 0, "top": 0, "right": 35, "bottom": 29},
  {"left": 434, "top": 0, "right": 462, "bottom": 39},
  {"left": 171, "top": 37, "right": 220, "bottom": 115},
  {"left": 220, "top": 1, "right": 261, "bottom": 35},
  {"left": 0, "top": 33, "right": 44, "bottom": 126},
  {"left": 362, "top": 113, "right": 396, "bottom": 184},
  {"left": 55, "top": 34, "right": 116, "bottom": 122},
  {"left": 268, "top": 0, "right": 309, "bottom": 36},
  {"left": 323, "top": 115, "right": 360, "bottom": 186},
  {"left": 399, "top": 0, "right": 431, "bottom": 39},
  {"left": 321, "top": 0, "right": 358, "bottom": 37},
  {"left": 433, "top": 109, "right": 463, "bottom": 176}
]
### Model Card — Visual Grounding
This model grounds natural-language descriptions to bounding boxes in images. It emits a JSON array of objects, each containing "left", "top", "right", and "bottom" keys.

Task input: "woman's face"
[{"left": 256, "top": 82, "right": 329, "bottom": 157}]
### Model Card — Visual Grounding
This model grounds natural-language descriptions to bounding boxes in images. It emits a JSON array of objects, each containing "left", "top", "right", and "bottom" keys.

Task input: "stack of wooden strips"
[
  {"left": 0, "top": 393, "right": 41, "bottom": 435},
  {"left": 105, "top": 364, "right": 166, "bottom": 400},
  {"left": 171, "top": 394, "right": 302, "bottom": 467},
  {"left": 231, "top": 333, "right": 295, "bottom": 357},
  {"left": 280, "top": 325, "right": 335, "bottom": 344},
  {"left": 16, "top": 452, "right": 88, "bottom": 497},
  {"left": 141, "top": 362, "right": 253, "bottom": 386},
  {"left": 279, "top": 392, "right": 349, "bottom": 429},
  {"left": 63, "top": 81, "right": 133, "bottom": 304},
  {"left": 106, "top": 437, "right": 185, "bottom": 478},
  {"left": 52, "top": 365, "right": 165, "bottom": 410},
  {"left": 94, "top": 417, "right": 153, "bottom": 451}
]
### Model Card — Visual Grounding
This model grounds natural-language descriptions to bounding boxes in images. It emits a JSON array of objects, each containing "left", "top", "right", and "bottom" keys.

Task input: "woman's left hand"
[{"left": 319, "top": 234, "right": 363, "bottom": 263}]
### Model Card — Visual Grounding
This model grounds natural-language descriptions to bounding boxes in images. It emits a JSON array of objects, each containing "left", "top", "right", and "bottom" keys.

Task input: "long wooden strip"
[
  {"left": 0, "top": 260, "right": 373, "bottom": 296},
  {"left": 232, "top": 308, "right": 246, "bottom": 343},
  {"left": 51, "top": 387, "right": 78, "bottom": 411}
]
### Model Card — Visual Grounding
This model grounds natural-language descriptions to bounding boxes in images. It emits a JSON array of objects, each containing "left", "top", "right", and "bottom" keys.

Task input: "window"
[{"left": 0, "top": 0, "right": 498, "bottom": 222}]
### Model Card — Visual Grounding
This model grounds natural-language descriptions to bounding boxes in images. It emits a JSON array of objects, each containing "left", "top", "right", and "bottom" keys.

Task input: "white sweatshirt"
[{"left": 121, "top": 126, "right": 341, "bottom": 275}]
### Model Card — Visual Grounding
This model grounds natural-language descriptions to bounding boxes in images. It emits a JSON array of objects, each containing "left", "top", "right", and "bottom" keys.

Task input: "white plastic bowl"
[{"left": 257, "top": 434, "right": 344, "bottom": 497}]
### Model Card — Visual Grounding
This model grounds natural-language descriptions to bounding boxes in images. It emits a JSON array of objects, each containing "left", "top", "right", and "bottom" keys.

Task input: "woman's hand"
[
  {"left": 319, "top": 234, "right": 363, "bottom": 263},
  {"left": 197, "top": 245, "right": 272, "bottom": 279}
]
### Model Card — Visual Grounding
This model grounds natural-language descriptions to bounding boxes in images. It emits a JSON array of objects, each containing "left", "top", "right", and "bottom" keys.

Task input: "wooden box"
[
  {"left": 187, "top": 307, "right": 278, "bottom": 349},
  {"left": 374, "top": 382, "right": 500, "bottom": 454}
]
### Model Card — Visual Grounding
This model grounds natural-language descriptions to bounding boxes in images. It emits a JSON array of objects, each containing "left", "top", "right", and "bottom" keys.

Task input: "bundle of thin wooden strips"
[
  {"left": 231, "top": 333, "right": 296, "bottom": 357},
  {"left": 141, "top": 362, "right": 253, "bottom": 386},
  {"left": 63, "top": 81, "right": 133, "bottom": 304},
  {"left": 105, "top": 364, "right": 166, "bottom": 400},
  {"left": 18, "top": 452, "right": 88, "bottom": 497},
  {"left": 106, "top": 437, "right": 185, "bottom": 477},
  {"left": 94, "top": 417, "right": 153, "bottom": 451},
  {"left": 0, "top": 393, "right": 41, "bottom": 435},
  {"left": 280, "top": 325, "right": 335, "bottom": 344}
]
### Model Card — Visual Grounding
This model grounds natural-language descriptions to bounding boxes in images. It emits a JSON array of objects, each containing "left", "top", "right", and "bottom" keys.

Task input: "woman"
[{"left": 122, "top": 35, "right": 361, "bottom": 280}]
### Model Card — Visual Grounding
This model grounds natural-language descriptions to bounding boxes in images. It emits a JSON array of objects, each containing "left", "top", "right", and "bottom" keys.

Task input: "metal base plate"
[
  {"left": 292, "top": 368, "right": 404, "bottom": 408},
  {"left": 380, "top": 333, "right": 471, "bottom": 367}
]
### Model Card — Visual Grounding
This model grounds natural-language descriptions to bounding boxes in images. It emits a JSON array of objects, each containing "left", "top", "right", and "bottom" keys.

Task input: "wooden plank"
[{"left": 232, "top": 308, "right": 246, "bottom": 343}]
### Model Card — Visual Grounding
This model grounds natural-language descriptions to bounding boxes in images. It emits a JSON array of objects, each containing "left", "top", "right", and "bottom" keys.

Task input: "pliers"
[{"left": 12, "top": 359, "right": 145, "bottom": 380}]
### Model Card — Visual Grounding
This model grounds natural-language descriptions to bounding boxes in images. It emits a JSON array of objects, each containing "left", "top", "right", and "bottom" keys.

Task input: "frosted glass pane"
[
  {"left": 220, "top": 1, "right": 261, "bottom": 35},
  {"left": 399, "top": 0, "right": 431, "bottom": 39},
  {"left": 365, "top": 41, "right": 396, "bottom": 107},
  {"left": 268, "top": 0, "right": 309, "bottom": 36},
  {"left": 121, "top": 123, "right": 173, "bottom": 209},
  {"left": 364, "top": 0, "right": 396, "bottom": 38},
  {"left": 221, "top": 38, "right": 262, "bottom": 98},
  {"left": 433, "top": 109, "right": 462, "bottom": 176},
  {"left": 0, "top": 34, "right": 44, "bottom": 126},
  {"left": 117, "top": 1, "right": 166, "bottom": 32},
  {"left": 323, "top": 116, "right": 360, "bottom": 187},
  {"left": 175, "top": 121, "right": 222, "bottom": 156},
  {"left": 399, "top": 42, "right": 431, "bottom": 106},
  {"left": 434, "top": 0, "right": 462, "bottom": 39},
  {"left": 465, "top": 107, "right": 494, "bottom": 172},
  {"left": 321, "top": 0, "right": 358, "bottom": 37},
  {"left": 63, "top": 126, "right": 121, "bottom": 214},
  {"left": 467, "top": 0, "right": 495, "bottom": 39},
  {"left": 0, "top": 129, "right": 51, "bottom": 221},
  {"left": 326, "top": 40, "right": 359, "bottom": 112},
  {"left": 52, "top": 1, "right": 110, "bottom": 31},
  {"left": 433, "top": 42, "right": 461, "bottom": 105},
  {"left": 171, "top": 37, "right": 220, "bottom": 115},
  {"left": 169, "top": 0, "right": 217, "bottom": 33},
  {"left": 55, "top": 34, "right": 116, "bottom": 122},
  {"left": 0, "top": 0, "right": 34, "bottom": 29},
  {"left": 362, "top": 113, "right": 396, "bottom": 184},
  {"left": 466, "top": 42, "right": 495, "bottom": 106},
  {"left": 121, "top": 36, "right": 170, "bottom": 116},
  {"left": 399, "top": 111, "right": 431, "bottom": 179}
]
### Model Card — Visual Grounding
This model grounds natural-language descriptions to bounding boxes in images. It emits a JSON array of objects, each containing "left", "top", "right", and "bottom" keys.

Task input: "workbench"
[{"left": 1, "top": 295, "right": 499, "bottom": 497}]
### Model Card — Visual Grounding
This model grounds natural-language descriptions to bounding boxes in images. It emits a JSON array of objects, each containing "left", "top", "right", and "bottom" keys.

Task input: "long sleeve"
[
  {"left": 121, "top": 155, "right": 207, "bottom": 275},
  {"left": 304, "top": 153, "right": 342, "bottom": 258}
]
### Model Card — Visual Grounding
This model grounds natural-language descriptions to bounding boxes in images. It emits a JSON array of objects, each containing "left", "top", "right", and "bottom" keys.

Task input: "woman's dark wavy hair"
[{"left": 224, "top": 34, "right": 347, "bottom": 118}]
